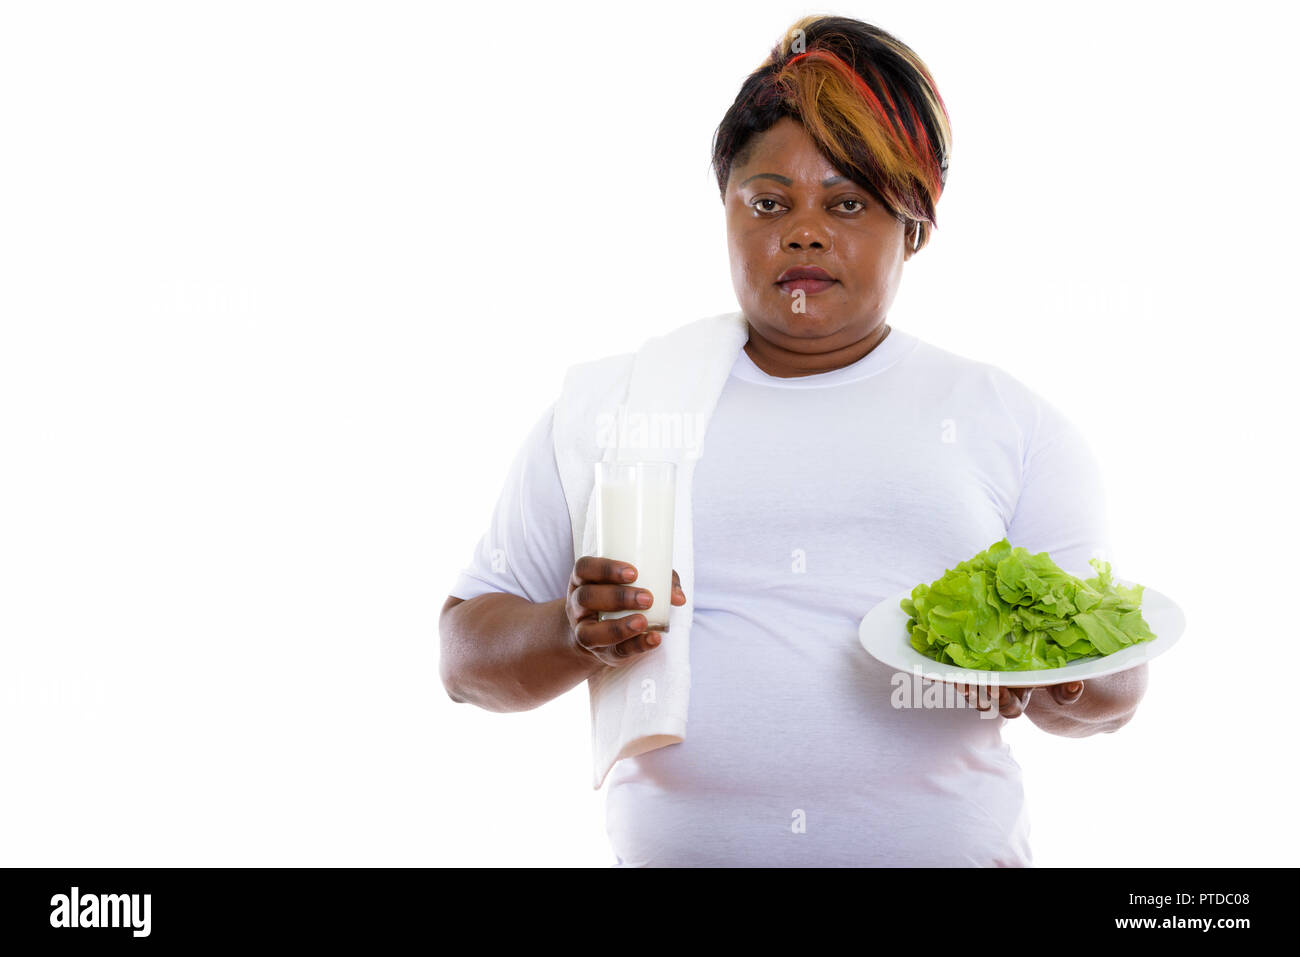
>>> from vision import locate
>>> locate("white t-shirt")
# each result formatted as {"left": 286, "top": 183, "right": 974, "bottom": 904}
{"left": 449, "top": 325, "right": 1111, "bottom": 867}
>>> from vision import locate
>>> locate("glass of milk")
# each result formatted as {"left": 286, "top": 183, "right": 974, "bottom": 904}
{"left": 594, "top": 461, "right": 677, "bottom": 631}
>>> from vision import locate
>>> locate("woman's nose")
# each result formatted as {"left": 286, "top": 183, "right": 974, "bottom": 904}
{"left": 782, "top": 212, "right": 829, "bottom": 250}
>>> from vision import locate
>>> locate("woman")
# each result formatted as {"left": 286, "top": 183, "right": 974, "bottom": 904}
{"left": 439, "top": 15, "right": 1148, "bottom": 866}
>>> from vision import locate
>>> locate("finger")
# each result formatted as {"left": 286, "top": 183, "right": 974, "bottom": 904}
{"left": 958, "top": 682, "right": 996, "bottom": 711}
{"left": 575, "top": 613, "right": 650, "bottom": 651}
{"left": 568, "top": 583, "right": 656, "bottom": 618}
{"left": 611, "top": 630, "right": 663, "bottom": 661}
{"left": 572, "top": 556, "right": 638, "bottom": 588}
{"left": 1051, "top": 680, "right": 1084, "bottom": 705}
{"left": 1000, "top": 686, "right": 1032, "bottom": 718}
{"left": 588, "top": 628, "right": 663, "bottom": 667}
{"left": 671, "top": 569, "right": 686, "bottom": 605}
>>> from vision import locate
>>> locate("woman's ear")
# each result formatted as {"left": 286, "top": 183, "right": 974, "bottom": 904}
{"left": 903, "top": 221, "right": 919, "bottom": 261}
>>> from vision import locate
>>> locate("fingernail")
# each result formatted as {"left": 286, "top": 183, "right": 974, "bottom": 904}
{"left": 1066, "top": 682, "right": 1081, "bottom": 693}
{"left": 637, "top": 592, "right": 652, "bottom": 607}
{"left": 647, "top": 634, "right": 660, "bottom": 646}
{"left": 622, "top": 567, "right": 636, "bottom": 581}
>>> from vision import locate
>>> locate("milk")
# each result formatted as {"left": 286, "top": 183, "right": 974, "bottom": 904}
{"left": 595, "top": 463, "right": 676, "bottom": 631}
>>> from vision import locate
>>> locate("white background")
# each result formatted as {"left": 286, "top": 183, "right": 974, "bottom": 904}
{"left": 2, "top": 0, "right": 1296, "bottom": 867}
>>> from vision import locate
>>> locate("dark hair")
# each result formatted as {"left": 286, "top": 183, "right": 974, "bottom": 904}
{"left": 711, "top": 15, "right": 952, "bottom": 252}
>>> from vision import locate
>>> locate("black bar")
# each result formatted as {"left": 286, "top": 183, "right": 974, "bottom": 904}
{"left": 0, "top": 866, "right": 1289, "bottom": 944}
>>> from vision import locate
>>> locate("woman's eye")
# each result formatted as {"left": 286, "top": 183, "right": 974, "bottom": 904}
{"left": 751, "top": 197, "right": 865, "bottom": 214}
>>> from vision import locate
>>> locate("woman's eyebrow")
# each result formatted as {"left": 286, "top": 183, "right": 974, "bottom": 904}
{"left": 739, "top": 173, "right": 848, "bottom": 188}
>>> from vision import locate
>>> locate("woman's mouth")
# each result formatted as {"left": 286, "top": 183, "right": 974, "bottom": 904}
{"left": 775, "top": 265, "right": 838, "bottom": 296}
{"left": 777, "top": 278, "right": 838, "bottom": 295}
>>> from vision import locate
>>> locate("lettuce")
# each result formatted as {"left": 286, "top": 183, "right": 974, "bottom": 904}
{"left": 899, "top": 538, "right": 1156, "bottom": 671}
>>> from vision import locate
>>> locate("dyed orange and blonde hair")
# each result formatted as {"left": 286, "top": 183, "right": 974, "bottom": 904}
{"left": 711, "top": 15, "right": 952, "bottom": 252}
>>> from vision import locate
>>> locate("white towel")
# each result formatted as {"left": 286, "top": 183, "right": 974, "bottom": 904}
{"left": 552, "top": 310, "right": 750, "bottom": 789}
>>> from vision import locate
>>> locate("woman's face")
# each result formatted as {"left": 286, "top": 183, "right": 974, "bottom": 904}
{"left": 725, "top": 116, "right": 914, "bottom": 353}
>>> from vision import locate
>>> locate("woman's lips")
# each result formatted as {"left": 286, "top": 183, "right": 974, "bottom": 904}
{"left": 777, "top": 278, "right": 838, "bottom": 295}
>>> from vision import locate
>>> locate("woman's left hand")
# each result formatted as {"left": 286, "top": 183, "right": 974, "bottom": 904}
{"left": 952, "top": 680, "right": 1084, "bottom": 719}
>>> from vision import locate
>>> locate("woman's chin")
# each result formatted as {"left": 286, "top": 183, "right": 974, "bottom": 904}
{"left": 757, "top": 306, "right": 844, "bottom": 338}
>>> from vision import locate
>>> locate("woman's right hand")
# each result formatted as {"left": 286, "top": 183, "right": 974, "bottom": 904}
{"left": 565, "top": 556, "right": 685, "bottom": 667}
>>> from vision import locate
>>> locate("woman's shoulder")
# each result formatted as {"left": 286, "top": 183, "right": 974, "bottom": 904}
{"left": 559, "top": 310, "right": 747, "bottom": 392}
{"left": 905, "top": 332, "right": 1063, "bottom": 430}
{"left": 906, "top": 332, "right": 1029, "bottom": 388}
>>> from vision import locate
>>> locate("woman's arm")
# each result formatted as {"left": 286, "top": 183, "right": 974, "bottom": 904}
{"left": 439, "top": 593, "right": 601, "bottom": 713}
{"left": 1022, "top": 663, "right": 1149, "bottom": 737}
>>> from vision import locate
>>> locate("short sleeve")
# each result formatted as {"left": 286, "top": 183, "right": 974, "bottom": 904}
{"left": 1005, "top": 393, "right": 1113, "bottom": 580}
{"left": 448, "top": 402, "right": 574, "bottom": 604}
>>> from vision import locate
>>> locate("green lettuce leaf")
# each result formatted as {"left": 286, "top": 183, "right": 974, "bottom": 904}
{"left": 900, "top": 539, "right": 1156, "bottom": 671}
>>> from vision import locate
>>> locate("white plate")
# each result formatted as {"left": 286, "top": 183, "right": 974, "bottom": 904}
{"left": 858, "top": 580, "right": 1184, "bottom": 688}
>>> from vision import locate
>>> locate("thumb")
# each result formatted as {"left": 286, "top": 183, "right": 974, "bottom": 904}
{"left": 1052, "top": 680, "right": 1084, "bottom": 705}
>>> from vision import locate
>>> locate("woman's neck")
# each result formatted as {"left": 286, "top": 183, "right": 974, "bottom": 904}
{"left": 743, "top": 322, "right": 891, "bottom": 378}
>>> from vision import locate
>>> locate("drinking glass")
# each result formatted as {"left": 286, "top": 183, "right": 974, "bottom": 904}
{"left": 594, "top": 461, "right": 677, "bottom": 631}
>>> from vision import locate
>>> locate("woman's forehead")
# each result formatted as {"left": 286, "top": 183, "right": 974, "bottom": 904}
{"left": 732, "top": 127, "right": 845, "bottom": 185}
